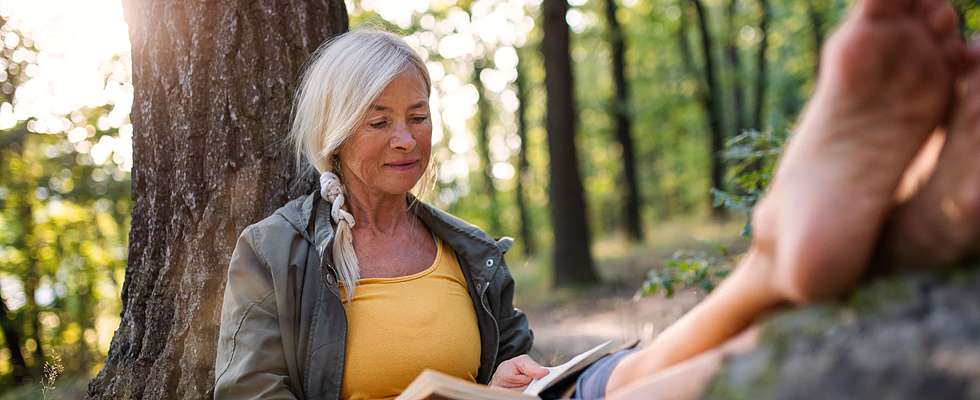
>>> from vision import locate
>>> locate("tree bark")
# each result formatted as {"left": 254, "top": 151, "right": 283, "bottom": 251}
{"left": 603, "top": 0, "right": 644, "bottom": 241}
{"left": 690, "top": 0, "right": 726, "bottom": 218}
{"left": 541, "top": 0, "right": 598, "bottom": 286}
{"left": 473, "top": 61, "right": 502, "bottom": 236}
{"left": 86, "top": 2, "right": 347, "bottom": 399}
{"left": 514, "top": 51, "right": 536, "bottom": 257}
{"left": 752, "top": 0, "right": 770, "bottom": 131}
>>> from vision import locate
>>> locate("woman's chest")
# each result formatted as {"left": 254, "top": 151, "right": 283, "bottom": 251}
{"left": 354, "top": 234, "right": 439, "bottom": 279}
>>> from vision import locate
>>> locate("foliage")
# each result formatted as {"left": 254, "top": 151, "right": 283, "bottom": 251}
{"left": 712, "top": 129, "right": 786, "bottom": 236}
{"left": 0, "top": 17, "right": 130, "bottom": 392}
{"left": 639, "top": 128, "right": 783, "bottom": 298}
{"left": 636, "top": 241, "right": 733, "bottom": 298}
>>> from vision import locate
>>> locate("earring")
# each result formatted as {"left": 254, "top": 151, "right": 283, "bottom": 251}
{"left": 331, "top": 155, "right": 342, "bottom": 178}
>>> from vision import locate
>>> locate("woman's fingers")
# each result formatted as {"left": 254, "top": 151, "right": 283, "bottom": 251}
{"left": 512, "top": 355, "right": 549, "bottom": 379}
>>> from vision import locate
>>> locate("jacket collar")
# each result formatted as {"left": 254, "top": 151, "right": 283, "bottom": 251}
{"left": 411, "top": 198, "right": 504, "bottom": 284}
{"left": 277, "top": 191, "right": 506, "bottom": 284}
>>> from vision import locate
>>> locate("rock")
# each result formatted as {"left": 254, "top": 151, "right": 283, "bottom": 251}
{"left": 705, "top": 266, "right": 980, "bottom": 399}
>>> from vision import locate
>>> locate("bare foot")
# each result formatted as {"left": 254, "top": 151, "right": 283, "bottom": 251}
{"left": 876, "top": 48, "right": 980, "bottom": 271}
{"left": 753, "top": 0, "right": 964, "bottom": 302}
{"left": 603, "top": 0, "right": 965, "bottom": 395}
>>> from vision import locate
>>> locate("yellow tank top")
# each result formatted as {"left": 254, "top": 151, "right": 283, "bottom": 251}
{"left": 339, "top": 238, "right": 481, "bottom": 400}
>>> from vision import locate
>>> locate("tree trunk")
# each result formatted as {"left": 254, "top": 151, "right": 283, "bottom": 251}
{"left": 514, "top": 51, "right": 536, "bottom": 257}
{"left": 86, "top": 2, "right": 347, "bottom": 399}
{"left": 473, "top": 61, "right": 502, "bottom": 236}
{"left": 690, "top": 0, "right": 726, "bottom": 218}
{"left": 752, "top": 0, "right": 770, "bottom": 131}
{"left": 678, "top": 0, "right": 696, "bottom": 72}
{"left": 603, "top": 0, "right": 644, "bottom": 242}
{"left": 805, "top": 0, "right": 825, "bottom": 75}
{"left": 541, "top": 0, "right": 598, "bottom": 286}
{"left": 0, "top": 286, "right": 29, "bottom": 384}
{"left": 726, "top": 0, "right": 745, "bottom": 137}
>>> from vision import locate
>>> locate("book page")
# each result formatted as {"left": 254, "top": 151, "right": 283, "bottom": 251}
{"left": 523, "top": 340, "right": 613, "bottom": 396}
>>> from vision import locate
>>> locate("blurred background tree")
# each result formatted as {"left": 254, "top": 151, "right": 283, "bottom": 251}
{"left": 0, "top": 0, "right": 979, "bottom": 396}
{"left": 0, "top": 8, "right": 131, "bottom": 395}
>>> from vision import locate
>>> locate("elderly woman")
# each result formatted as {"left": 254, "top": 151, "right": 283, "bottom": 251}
{"left": 213, "top": 30, "right": 546, "bottom": 399}
{"left": 215, "top": 0, "right": 974, "bottom": 397}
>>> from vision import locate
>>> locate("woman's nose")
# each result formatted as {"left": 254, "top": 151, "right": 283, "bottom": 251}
{"left": 390, "top": 122, "right": 416, "bottom": 152}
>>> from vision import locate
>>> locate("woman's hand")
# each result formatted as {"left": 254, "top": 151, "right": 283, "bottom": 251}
{"left": 489, "top": 354, "right": 549, "bottom": 390}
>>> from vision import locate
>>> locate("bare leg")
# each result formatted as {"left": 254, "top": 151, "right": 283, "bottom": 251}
{"left": 607, "top": 328, "right": 760, "bottom": 400}
{"left": 605, "top": 249, "right": 781, "bottom": 394}
{"left": 605, "top": 0, "right": 963, "bottom": 394}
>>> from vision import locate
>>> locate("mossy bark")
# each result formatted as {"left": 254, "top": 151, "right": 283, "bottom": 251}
{"left": 706, "top": 266, "right": 980, "bottom": 399}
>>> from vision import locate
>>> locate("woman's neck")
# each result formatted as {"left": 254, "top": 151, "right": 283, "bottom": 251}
{"left": 343, "top": 183, "right": 412, "bottom": 235}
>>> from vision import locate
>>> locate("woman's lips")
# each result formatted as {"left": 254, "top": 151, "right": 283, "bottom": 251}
{"left": 384, "top": 160, "right": 419, "bottom": 171}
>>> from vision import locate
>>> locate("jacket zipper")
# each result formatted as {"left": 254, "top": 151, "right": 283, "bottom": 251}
{"left": 478, "top": 280, "right": 500, "bottom": 370}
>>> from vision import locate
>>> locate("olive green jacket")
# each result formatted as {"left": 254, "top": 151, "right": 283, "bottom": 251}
{"left": 213, "top": 192, "right": 533, "bottom": 399}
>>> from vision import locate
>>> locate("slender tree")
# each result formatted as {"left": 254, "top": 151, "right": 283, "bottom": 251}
{"left": 805, "top": 0, "right": 825, "bottom": 74}
{"left": 86, "top": 2, "right": 347, "bottom": 398}
{"left": 687, "top": 0, "right": 726, "bottom": 217}
{"left": 541, "top": 0, "right": 598, "bottom": 285}
{"left": 0, "top": 287, "right": 28, "bottom": 384}
{"left": 678, "top": 0, "right": 696, "bottom": 72}
{"left": 752, "top": 0, "right": 770, "bottom": 131}
{"left": 0, "top": 21, "right": 44, "bottom": 384}
{"left": 603, "top": 0, "right": 644, "bottom": 241}
{"left": 17, "top": 183, "right": 45, "bottom": 373}
{"left": 726, "top": 0, "right": 745, "bottom": 137}
{"left": 473, "top": 60, "right": 502, "bottom": 236}
{"left": 513, "top": 50, "right": 536, "bottom": 257}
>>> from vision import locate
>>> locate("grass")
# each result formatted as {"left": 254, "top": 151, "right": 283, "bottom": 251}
{"left": 0, "top": 375, "right": 89, "bottom": 400}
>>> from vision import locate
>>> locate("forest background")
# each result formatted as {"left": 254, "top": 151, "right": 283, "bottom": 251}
{"left": 1, "top": 0, "right": 979, "bottom": 396}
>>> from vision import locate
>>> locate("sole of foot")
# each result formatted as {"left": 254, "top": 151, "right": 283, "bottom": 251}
{"left": 751, "top": 0, "right": 963, "bottom": 303}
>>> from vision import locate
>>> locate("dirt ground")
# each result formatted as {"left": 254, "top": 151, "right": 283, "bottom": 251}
{"left": 517, "top": 220, "right": 748, "bottom": 364}
{"left": 523, "top": 284, "right": 706, "bottom": 364}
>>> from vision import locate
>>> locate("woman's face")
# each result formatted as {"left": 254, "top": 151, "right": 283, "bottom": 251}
{"left": 338, "top": 69, "right": 431, "bottom": 197}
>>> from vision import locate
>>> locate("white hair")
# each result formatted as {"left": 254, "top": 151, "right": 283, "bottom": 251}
{"left": 288, "top": 29, "right": 431, "bottom": 301}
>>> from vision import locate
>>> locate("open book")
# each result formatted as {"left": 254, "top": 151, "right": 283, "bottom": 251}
{"left": 396, "top": 340, "right": 617, "bottom": 400}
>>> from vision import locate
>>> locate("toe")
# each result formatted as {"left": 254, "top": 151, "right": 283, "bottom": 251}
{"left": 965, "top": 40, "right": 980, "bottom": 65}
{"left": 953, "top": 63, "right": 980, "bottom": 127}
{"left": 861, "top": 0, "right": 913, "bottom": 19}
{"left": 927, "top": 1, "right": 960, "bottom": 39}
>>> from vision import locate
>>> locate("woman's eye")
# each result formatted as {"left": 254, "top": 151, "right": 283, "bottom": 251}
{"left": 411, "top": 116, "right": 429, "bottom": 124}
{"left": 369, "top": 120, "right": 388, "bottom": 129}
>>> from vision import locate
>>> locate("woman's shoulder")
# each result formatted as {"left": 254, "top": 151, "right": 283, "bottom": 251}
{"left": 243, "top": 193, "right": 310, "bottom": 233}
{"left": 238, "top": 194, "right": 316, "bottom": 266}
